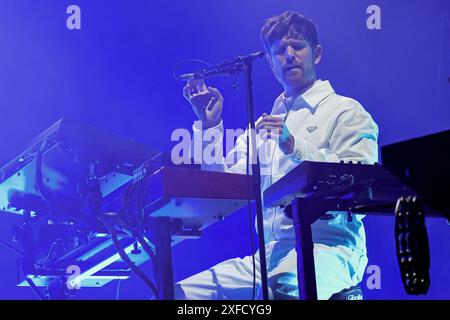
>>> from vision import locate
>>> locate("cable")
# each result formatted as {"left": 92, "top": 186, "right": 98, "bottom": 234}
{"left": 98, "top": 216, "right": 159, "bottom": 298}
{"left": 136, "top": 235, "right": 156, "bottom": 263}
{"left": 121, "top": 175, "right": 162, "bottom": 297}
{"left": 41, "top": 241, "right": 59, "bottom": 266}
{"left": 115, "top": 279, "right": 122, "bottom": 300}
{"left": 117, "top": 177, "right": 160, "bottom": 294}
{"left": 0, "top": 240, "right": 26, "bottom": 258}
{"left": 103, "top": 217, "right": 158, "bottom": 298}
{"left": 135, "top": 234, "right": 162, "bottom": 291}
{"left": 19, "top": 259, "right": 47, "bottom": 300}
{"left": 24, "top": 276, "right": 47, "bottom": 300}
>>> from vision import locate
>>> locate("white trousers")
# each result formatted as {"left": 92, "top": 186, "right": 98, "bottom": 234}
{"left": 175, "top": 240, "right": 367, "bottom": 300}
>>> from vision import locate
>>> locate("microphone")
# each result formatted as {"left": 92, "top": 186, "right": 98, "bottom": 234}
{"left": 238, "top": 51, "right": 265, "bottom": 62}
{"left": 177, "top": 51, "right": 265, "bottom": 81}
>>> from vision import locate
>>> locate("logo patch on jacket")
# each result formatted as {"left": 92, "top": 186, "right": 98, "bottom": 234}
{"left": 306, "top": 126, "right": 318, "bottom": 133}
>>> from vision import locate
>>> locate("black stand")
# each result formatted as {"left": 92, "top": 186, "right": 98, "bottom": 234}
{"left": 290, "top": 197, "right": 393, "bottom": 300}
{"left": 291, "top": 199, "right": 318, "bottom": 300}
{"left": 242, "top": 58, "right": 269, "bottom": 300}
{"left": 290, "top": 198, "right": 357, "bottom": 300}
{"left": 290, "top": 197, "right": 375, "bottom": 300}
{"left": 148, "top": 217, "right": 175, "bottom": 300}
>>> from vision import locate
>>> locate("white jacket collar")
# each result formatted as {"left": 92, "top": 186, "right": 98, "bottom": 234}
{"left": 272, "top": 79, "right": 335, "bottom": 115}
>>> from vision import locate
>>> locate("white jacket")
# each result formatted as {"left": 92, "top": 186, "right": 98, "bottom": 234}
{"left": 192, "top": 79, "right": 379, "bottom": 254}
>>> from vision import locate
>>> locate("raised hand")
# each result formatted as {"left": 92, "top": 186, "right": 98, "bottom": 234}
{"left": 183, "top": 78, "right": 223, "bottom": 129}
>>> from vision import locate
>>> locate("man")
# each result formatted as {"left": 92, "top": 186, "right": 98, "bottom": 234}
{"left": 177, "top": 11, "right": 378, "bottom": 300}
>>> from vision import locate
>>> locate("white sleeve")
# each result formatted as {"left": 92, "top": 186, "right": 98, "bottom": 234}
{"left": 191, "top": 120, "right": 252, "bottom": 174}
{"left": 289, "top": 104, "right": 379, "bottom": 164}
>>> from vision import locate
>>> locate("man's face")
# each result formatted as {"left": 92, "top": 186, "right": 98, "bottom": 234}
{"left": 267, "top": 35, "right": 321, "bottom": 95}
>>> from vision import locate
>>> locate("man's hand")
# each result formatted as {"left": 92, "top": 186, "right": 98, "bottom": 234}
{"left": 255, "top": 113, "right": 295, "bottom": 155}
{"left": 183, "top": 79, "right": 223, "bottom": 129}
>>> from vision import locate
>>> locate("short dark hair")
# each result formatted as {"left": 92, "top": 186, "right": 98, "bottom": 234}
{"left": 260, "top": 11, "right": 319, "bottom": 53}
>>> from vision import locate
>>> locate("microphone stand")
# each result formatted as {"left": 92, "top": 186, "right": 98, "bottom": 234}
{"left": 240, "top": 56, "right": 269, "bottom": 300}
{"left": 183, "top": 52, "right": 269, "bottom": 300}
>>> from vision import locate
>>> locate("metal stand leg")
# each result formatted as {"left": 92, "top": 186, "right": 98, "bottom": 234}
{"left": 150, "top": 217, "right": 174, "bottom": 300}
{"left": 291, "top": 199, "right": 317, "bottom": 300}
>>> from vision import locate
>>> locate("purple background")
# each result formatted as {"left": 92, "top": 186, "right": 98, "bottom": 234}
{"left": 0, "top": 0, "right": 449, "bottom": 299}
